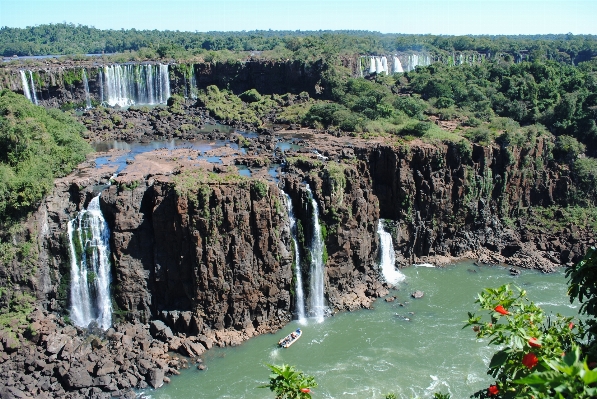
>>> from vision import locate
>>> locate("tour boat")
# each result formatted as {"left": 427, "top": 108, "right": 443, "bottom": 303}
{"left": 278, "top": 328, "right": 302, "bottom": 348}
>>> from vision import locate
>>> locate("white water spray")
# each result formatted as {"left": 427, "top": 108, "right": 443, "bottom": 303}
{"left": 68, "top": 195, "right": 112, "bottom": 330}
{"left": 19, "top": 71, "right": 32, "bottom": 102}
{"left": 28, "top": 71, "right": 38, "bottom": 105}
{"left": 101, "top": 63, "right": 171, "bottom": 107}
{"left": 393, "top": 56, "right": 404, "bottom": 73}
{"left": 377, "top": 220, "right": 405, "bottom": 285}
{"left": 305, "top": 184, "right": 326, "bottom": 322}
{"left": 284, "top": 192, "right": 306, "bottom": 323}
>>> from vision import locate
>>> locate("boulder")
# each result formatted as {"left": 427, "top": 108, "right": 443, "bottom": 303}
{"left": 147, "top": 368, "right": 164, "bottom": 389}
{"left": 149, "top": 320, "right": 174, "bottom": 342}
{"left": 411, "top": 290, "right": 424, "bottom": 299}
{"left": 62, "top": 366, "right": 93, "bottom": 389}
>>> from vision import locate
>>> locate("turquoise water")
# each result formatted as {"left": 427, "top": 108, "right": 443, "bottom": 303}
{"left": 139, "top": 262, "right": 576, "bottom": 399}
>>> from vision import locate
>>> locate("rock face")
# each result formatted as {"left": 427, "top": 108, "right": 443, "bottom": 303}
{"left": 100, "top": 178, "right": 295, "bottom": 336}
{"left": 364, "top": 139, "right": 588, "bottom": 269}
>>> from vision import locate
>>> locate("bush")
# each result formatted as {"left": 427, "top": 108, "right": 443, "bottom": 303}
{"left": 553, "top": 135, "right": 586, "bottom": 163}
{"left": 239, "top": 89, "right": 262, "bottom": 103}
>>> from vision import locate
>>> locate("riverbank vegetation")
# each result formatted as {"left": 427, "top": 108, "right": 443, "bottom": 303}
{"left": 0, "top": 90, "right": 92, "bottom": 226}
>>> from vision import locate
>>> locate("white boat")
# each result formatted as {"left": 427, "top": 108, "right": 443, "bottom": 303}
{"left": 278, "top": 328, "right": 302, "bottom": 348}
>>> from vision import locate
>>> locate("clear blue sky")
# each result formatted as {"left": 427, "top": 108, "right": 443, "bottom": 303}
{"left": 1, "top": 0, "right": 596, "bottom": 35}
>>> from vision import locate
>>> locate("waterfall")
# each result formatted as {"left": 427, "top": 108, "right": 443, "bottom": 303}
{"left": 375, "top": 57, "right": 384, "bottom": 74}
{"left": 377, "top": 220, "right": 405, "bottom": 285}
{"left": 305, "top": 184, "right": 325, "bottom": 322}
{"left": 82, "top": 69, "right": 92, "bottom": 109}
{"left": 100, "top": 63, "right": 171, "bottom": 107}
{"left": 381, "top": 56, "right": 388, "bottom": 75}
{"left": 28, "top": 71, "right": 38, "bottom": 105}
{"left": 369, "top": 56, "right": 376, "bottom": 74}
{"left": 284, "top": 192, "right": 306, "bottom": 323}
{"left": 68, "top": 194, "right": 112, "bottom": 330}
{"left": 393, "top": 56, "right": 404, "bottom": 73}
{"left": 19, "top": 71, "right": 32, "bottom": 102}
{"left": 188, "top": 65, "right": 197, "bottom": 99}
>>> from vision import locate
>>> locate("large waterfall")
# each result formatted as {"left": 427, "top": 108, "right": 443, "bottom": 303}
{"left": 305, "top": 184, "right": 326, "bottom": 322}
{"left": 68, "top": 195, "right": 112, "bottom": 330}
{"left": 377, "top": 220, "right": 405, "bottom": 285}
{"left": 100, "top": 63, "right": 171, "bottom": 107}
{"left": 284, "top": 192, "right": 306, "bottom": 323}
{"left": 82, "top": 69, "right": 92, "bottom": 109}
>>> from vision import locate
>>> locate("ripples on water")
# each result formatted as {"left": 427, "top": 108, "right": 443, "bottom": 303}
{"left": 139, "top": 262, "right": 576, "bottom": 399}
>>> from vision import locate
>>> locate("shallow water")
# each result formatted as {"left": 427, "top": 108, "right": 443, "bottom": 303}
{"left": 139, "top": 262, "right": 576, "bottom": 399}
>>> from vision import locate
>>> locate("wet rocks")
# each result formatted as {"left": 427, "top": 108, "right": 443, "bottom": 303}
{"left": 411, "top": 291, "right": 425, "bottom": 299}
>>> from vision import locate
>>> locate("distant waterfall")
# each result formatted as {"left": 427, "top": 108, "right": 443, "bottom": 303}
{"left": 100, "top": 63, "right": 171, "bottom": 107}
{"left": 369, "top": 56, "right": 376, "bottom": 74}
{"left": 68, "top": 195, "right": 112, "bottom": 330}
{"left": 284, "top": 192, "right": 306, "bottom": 323}
{"left": 82, "top": 69, "right": 92, "bottom": 109}
{"left": 393, "top": 56, "right": 404, "bottom": 73}
{"left": 381, "top": 56, "right": 389, "bottom": 75}
{"left": 19, "top": 71, "right": 32, "bottom": 102}
{"left": 377, "top": 221, "right": 405, "bottom": 285}
{"left": 305, "top": 184, "right": 325, "bottom": 322}
{"left": 375, "top": 57, "right": 384, "bottom": 74}
{"left": 188, "top": 66, "right": 197, "bottom": 99}
{"left": 28, "top": 71, "right": 39, "bottom": 105}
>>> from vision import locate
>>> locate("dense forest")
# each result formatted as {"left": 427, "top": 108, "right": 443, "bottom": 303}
{"left": 2, "top": 23, "right": 597, "bottom": 64}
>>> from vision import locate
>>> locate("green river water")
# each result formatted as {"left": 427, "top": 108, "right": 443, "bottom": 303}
{"left": 139, "top": 261, "right": 576, "bottom": 399}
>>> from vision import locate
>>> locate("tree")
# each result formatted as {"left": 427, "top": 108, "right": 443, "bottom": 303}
{"left": 260, "top": 364, "right": 317, "bottom": 399}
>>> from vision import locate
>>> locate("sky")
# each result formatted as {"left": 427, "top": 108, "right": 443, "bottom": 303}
{"left": 1, "top": 0, "right": 596, "bottom": 35}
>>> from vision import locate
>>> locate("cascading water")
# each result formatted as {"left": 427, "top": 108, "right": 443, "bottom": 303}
{"left": 393, "top": 56, "right": 404, "bottom": 73}
{"left": 82, "top": 69, "right": 92, "bottom": 109}
{"left": 305, "top": 184, "right": 325, "bottom": 322}
{"left": 101, "top": 63, "right": 171, "bottom": 107}
{"left": 19, "top": 70, "right": 32, "bottom": 102}
{"left": 284, "top": 192, "right": 306, "bottom": 323}
{"left": 377, "top": 220, "right": 405, "bottom": 285}
{"left": 375, "top": 57, "right": 384, "bottom": 74}
{"left": 369, "top": 56, "right": 376, "bottom": 74}
{"left": 381, "top": 56, "right": 389, "bottom": 75}
{"left": 188, "top": 66, "right": 197, "bottom": 99}
{"left": 28, "top": 71, "right": 38, "bottom": 105}
{"left": 68, "top": 194, "right": 112, "bottom": 330}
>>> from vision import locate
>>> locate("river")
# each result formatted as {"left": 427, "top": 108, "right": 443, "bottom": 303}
{"left": 138, "top": 261, "right": 576, "bottom": 399}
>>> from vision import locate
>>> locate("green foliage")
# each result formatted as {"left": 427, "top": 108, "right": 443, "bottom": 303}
{"left": 252, "top": 180, "right": 269, "bottom": 200}
{"left": 571, "top": 157, "right": 597, "bottom": 203}
{"left": 0, "top": 291, "right": 35, "bottom": 343}
{"left": 259, "top": 364, "right": 317, "bottom": 399}
{"left": 466, "top": 284, "right": 577, "bottom": 398}
{"left": 0, "top": 90, "right": 92, "bottom": 225}
{"left": 553, "top": 135, "right": 586, "bottom": 164}
{"left": 567, "top": 248, "right": 597, "bottom": 356}
{"left": 239, "top": 88, "right": 263, "bottom": 103}
{"left": 197, "top": 85, "right": 276, "bottom": 125}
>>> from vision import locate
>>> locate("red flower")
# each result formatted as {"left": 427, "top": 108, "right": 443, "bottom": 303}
{"left": 569, "top": 322, "right": 575, "bottom": 330}
{"left": 522, "top": 353, "right": 539, "bottom": 369}
{"left": 488, "top": 385, "right": 499, "bottom": 396}
{"left": 494, "top": 305, "right": 509, "bottom": 315}
{"left": 300, "top": 388, "right": 311, "bottom": 393}
{"left": 528, "top": 338, "right": 541, "bottom": 348}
